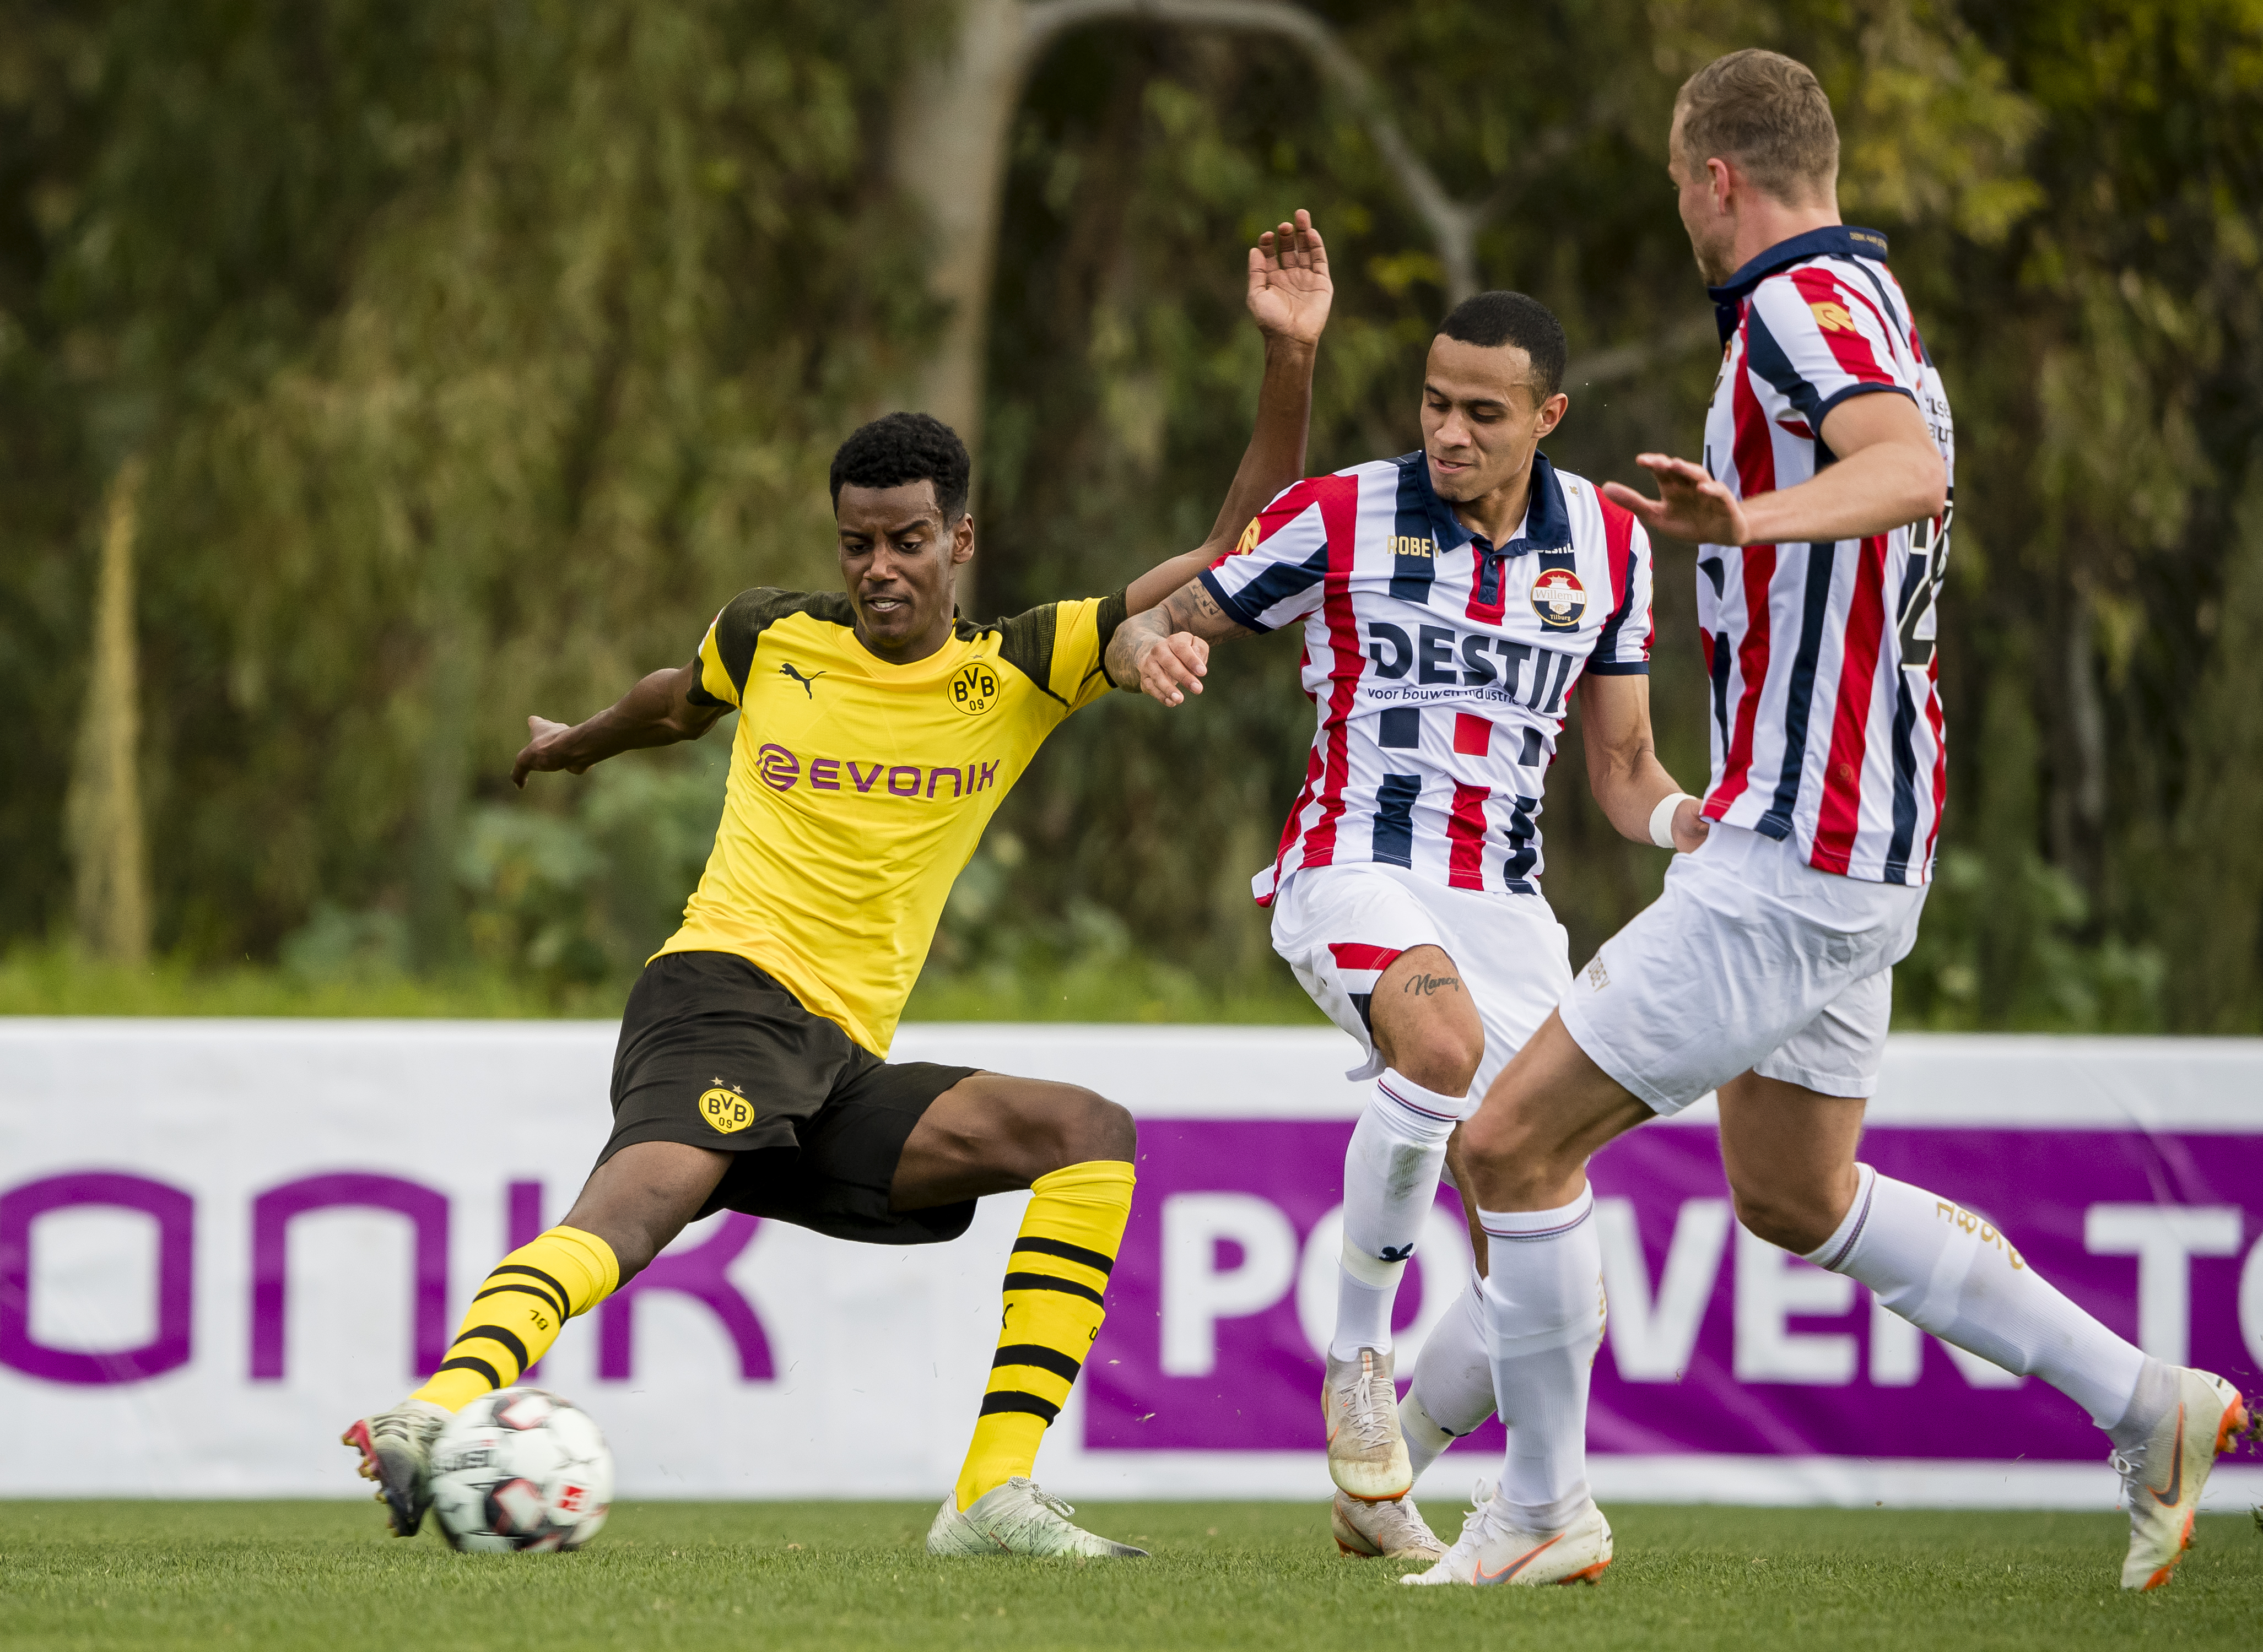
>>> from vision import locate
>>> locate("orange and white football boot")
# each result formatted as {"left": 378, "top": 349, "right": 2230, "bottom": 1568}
{"left": 2115, "top": 1366, "right": 2257, "bottom": 1590}
{"left": 1400, "top": 1480, "right": 1611, "bottom": 1587}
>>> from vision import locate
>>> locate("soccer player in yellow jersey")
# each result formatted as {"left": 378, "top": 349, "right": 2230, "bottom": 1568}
{"left": 343, "top": 213, "right": 1335, "bottom": 1558}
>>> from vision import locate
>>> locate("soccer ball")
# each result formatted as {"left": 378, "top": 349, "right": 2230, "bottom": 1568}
{"left": 427, "top": 1386, "right": 613, "bottom": 1553}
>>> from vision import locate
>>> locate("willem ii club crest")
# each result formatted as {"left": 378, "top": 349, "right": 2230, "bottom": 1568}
{"left": 1531, "top": 567, "right": 1588, "bottom": 629}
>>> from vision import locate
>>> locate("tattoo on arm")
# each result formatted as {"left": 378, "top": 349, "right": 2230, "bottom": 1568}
{"left": 1106, "top": 578, "right": 1249, "bottom": 687}
{"left": 1401, "top": 972, "right": 1463, "bottom": 998}
{"left": 1157, "top": 580, "right": 1241, "bottom": 639}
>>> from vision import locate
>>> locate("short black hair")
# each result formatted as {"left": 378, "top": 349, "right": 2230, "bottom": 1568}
{"left": 829, "top": 412, "right": 972, "bottom": 522}
{"left": 1436, "top": 291, "right": 1568, "bottom": 402}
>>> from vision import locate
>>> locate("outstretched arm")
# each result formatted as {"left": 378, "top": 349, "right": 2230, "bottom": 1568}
{"left": 1124, "top": 209, "right": 1333, "bottom": 613}
{"left": 1106, "top": 577, "right": 1250, "bottom": 708}
{"left": 511, "top": 657, "right": 727, "bottom": 788}
{"left": 1601, "top": 392, "right": 1945, "bottom": 547}
{"left": 1577, "top": 674, "right": 1708, "bottom": 852}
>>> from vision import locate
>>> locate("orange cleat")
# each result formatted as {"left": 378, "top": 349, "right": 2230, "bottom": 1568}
{"left": 2115, "top": 1368, "right": 2258, "bottom": 1590}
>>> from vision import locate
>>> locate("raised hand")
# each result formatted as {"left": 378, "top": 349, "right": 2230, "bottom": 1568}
{"left": 1246, "top": 208, "right": 1332, "bottom": 347}
{"left": 1602, "top": 454, "right": 1753, "bottom": 546}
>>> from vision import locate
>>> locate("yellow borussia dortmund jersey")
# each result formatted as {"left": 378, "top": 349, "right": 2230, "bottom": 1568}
{"left": 655, "top": 588, "right": 1126, "bottom": 1054}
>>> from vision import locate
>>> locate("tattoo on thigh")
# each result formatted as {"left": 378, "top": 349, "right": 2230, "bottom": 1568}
{"left": 1402, "top": 972, "right": 1462, "bottom": 997}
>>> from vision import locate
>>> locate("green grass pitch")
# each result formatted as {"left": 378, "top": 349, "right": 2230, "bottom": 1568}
{"left": 2, "top": 1501, "right": 2256, "bottom": 1651}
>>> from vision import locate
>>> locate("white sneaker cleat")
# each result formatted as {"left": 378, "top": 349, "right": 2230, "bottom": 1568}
{"left": 1401, "top": 1481, "right": 1612, "bottom": 1587}
{"left": 341, "top": 1398, "right": 451, "bottom": 1536}
{"left": 1332, "top": 1488, "right": 1448, "bottom": 1561}
{"left": 926, "top": 1478, "right": 1149, "bottom": 1559}
{"left": 1324, "top": 1348, "right": 1412, "bottom": 1502}
{"left": 2114, "top": 1367, "right": 2257, "bottom": 1590}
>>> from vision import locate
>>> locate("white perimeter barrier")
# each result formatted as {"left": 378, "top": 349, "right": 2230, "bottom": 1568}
{"left": 2, "top": 1020, "right": 2260, "bottom": 1508}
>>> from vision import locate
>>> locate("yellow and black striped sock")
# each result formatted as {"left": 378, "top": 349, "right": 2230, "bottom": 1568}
{"left": 954, "top": 1161, "right": 1135, "bottom": 1510}
{"left": 412, "top": 1226, "right": 620, "bottom": 1413}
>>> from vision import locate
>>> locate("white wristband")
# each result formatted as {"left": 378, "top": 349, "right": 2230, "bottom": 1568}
{"left": 1649, "top": 792, "right": 1696, "bottom": 849}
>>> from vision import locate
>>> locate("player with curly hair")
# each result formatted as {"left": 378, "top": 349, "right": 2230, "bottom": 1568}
{"left": 343, "top": 212, "right": 1335, "bottom": 1559}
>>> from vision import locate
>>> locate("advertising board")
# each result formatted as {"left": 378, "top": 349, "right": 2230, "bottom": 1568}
{"left": 4, "top": 1021, "right": 2259, "bottom": 1508}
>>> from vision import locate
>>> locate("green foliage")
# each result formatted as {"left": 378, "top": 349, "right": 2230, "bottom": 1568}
{"left": 0, "top": 941, "right": 592, "bottom": 1018}
{"left": 2, "top": 0, "right": 939, "bottom": 970}
{"left": 455, "top": 739, "right": 732, "bottom": 991}
{"left": 4, "top": 0, "right": 2262, "bottom": 1028}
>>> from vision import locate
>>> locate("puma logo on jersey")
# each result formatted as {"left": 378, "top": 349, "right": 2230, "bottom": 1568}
{"left": 778, "top": 663, "right": 826, "bottom": 697}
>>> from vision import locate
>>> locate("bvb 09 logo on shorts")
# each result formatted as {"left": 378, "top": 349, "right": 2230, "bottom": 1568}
{"left": 699, "top": 1086, "right": 755, "bottom": 1134}
{"left": 949, "top": 662, "right": 1000, "bottom": 716}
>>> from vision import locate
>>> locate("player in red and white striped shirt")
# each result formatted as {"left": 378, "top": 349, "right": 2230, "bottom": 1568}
{"left": 1433, "top": 50, "right": 2251, "bottom": 1594}
{"left": 1111, "top": 291, "right": 1705, "bottom": 1560}
{"left": 1691, "top": 214, "right": 1952, "bottom": 881}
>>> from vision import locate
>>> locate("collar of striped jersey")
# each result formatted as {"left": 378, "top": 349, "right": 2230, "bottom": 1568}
{"left": 1400, "top": 447, "right": 1572, "bottom": 559}
{"left": 1706, "top": 225, "right": 1892, "bottom": 342}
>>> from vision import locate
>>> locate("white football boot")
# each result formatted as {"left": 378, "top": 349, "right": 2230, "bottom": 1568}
{"left": 2114, "top": 1367, "right": 2256, "bottom": 1590}
{"left": 926, "top": 1478, "right": 1149, "bottom": 1558}
{"left": 1401, "top": 1481, "right": 1612, "bottom": 1587}
{"left": 341, "top": 1397, "right": 451, "bottom": 1536}
{"left": 1324, "top": 1348, "right": 1413, "bottom": 1502}
{"left": 1332, "top": 1488, "right": 1448, "bottom": 1561}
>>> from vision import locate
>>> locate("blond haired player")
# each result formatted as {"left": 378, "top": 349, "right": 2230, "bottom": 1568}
{"left": 1414, "top": 50, "right": 2254, "bottom": 1591}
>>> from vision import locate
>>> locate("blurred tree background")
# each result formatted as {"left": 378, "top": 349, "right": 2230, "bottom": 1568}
{"left": 2, "top": 0, "right": 2260, "bottom": 1030}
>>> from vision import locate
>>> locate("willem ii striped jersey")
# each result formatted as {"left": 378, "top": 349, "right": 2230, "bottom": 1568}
{"left": 1699, "top": 225, "right": 1955, "bottom": 885}
{"left": 1201, "top": 449, "right": 1652, "bottom": 904}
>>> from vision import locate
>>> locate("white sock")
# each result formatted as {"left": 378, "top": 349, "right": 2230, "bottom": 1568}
{"left": 1808, "top": 1164, "right": 2146, "bottom": 1430}
{"left": 1403, "top": 1270, "right": 1495, "bottom": 1479}
{"left": 1480, "top": 1187, "right": 1603, "bottom": 1532}
{"left": 1330, "top": 1068, "right": 1466, "bottom": 1360}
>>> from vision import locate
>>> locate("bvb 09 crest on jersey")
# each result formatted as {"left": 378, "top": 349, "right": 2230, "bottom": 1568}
{"left": 1531, "top": 567, "right": 1588, "bottom": 629}
{"left": 950, "top": 662, "right": 1000, "bottom": 716}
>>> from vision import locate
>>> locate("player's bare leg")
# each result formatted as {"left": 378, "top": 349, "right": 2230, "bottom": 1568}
{"left": 344, "top": 1141, "right": 722, "bottom": 1534}
{"left": 910, "top": 1075, "right": 1149, "bottom": 1559}
{"left": 1321, "top": 945, "right": 1484, "bottom": 1505}
{"left": 1714, "top": 1071, "right": 2257, "bottom": 1590}
{"left": 889, "top": 1072, "right": 1134, "bottom": 1207}
{"left": 1432, "top": 1023, "right": 2258, "bottom": 1590}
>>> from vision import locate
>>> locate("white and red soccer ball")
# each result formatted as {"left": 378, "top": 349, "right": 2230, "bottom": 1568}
{"left": 428, "top": 1387, "right": 613, "bottom": 1553}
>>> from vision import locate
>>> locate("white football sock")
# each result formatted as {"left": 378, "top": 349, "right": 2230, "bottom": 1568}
{"left": 1330, "top": 1068, "right": 1466, "bottom": 1360}
{"left": 1403, "top": 1269, "right": 1495, "bottom": 1478}
{"left": 1807, "top": 1164, "right": 2146, "bottom": 1431}
{"left": 1480, "top": 1187, "right": 1603, "bottom": 1532}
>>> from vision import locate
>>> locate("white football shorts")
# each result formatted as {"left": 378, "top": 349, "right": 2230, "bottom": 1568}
{"left": 1558, "top": 821, "right": 1928, "bottom": 1113}
{"left": 1270, "top": 860, "right": 1573, "bottom": 1102}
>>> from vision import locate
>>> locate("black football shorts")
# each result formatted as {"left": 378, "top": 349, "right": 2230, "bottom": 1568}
{"left": 599, "top": 950, "right": 980, "bottom": 1245}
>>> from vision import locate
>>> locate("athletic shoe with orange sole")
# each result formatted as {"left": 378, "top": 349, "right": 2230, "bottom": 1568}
{"left": 2115, "top": 1366, "right": 2258, "bottom": 1590}
{"left": 1331, "top": 1488, "right": 1448, "bottom": 1561}
{"left": 1400, "top": 1481, "right": 1611, "bottom": 1587}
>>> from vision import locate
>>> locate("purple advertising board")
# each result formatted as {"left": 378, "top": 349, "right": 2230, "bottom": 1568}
{"left": 1085, "top": 1118, "right": 2263, "bottom": 1474}
{"left": 3, "top": 1022, "right": 2260, "bottom": 1504}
